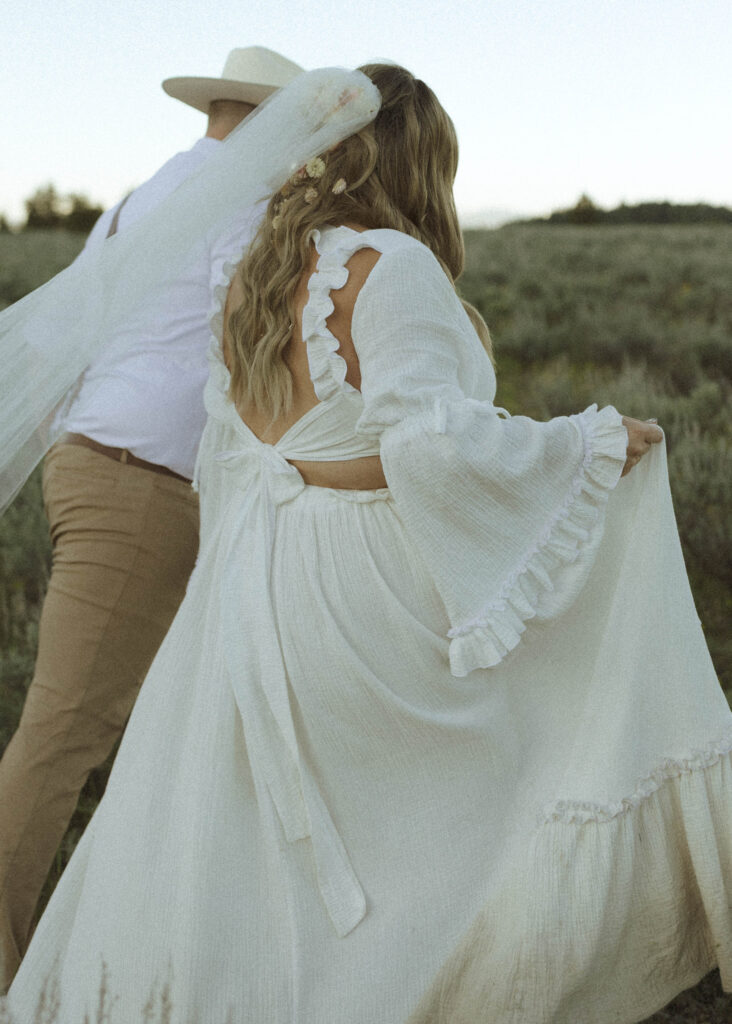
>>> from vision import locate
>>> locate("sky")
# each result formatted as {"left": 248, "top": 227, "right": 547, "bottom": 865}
{"left": 2, "top": 0, "right": 730, "bottom": 226}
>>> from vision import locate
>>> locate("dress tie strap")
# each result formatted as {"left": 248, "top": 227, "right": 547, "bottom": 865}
{"left": 215, "top": 443, "right": 367, "bottom": 937}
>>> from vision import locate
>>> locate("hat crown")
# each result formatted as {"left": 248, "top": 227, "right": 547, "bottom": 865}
{"left": 161, "top": 46, "right": 304, "bottom": 113}
{"left": 219, "top": 47, "right": 303, "bottom": 88}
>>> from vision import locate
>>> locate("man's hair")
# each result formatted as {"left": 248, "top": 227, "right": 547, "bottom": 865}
{"left": 207, "top": 98, "right": 256, "bottom": 129}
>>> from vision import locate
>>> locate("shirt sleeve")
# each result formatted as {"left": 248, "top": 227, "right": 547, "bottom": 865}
{"left": 351, "top": 243, "right": 629, "bottom": 676}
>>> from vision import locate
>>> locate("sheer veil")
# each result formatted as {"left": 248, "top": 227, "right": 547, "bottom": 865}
{"left": 0, "top": 68, "right": 380, "bottom": 514}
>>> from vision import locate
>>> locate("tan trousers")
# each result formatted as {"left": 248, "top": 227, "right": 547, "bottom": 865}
{"left": 0, "top": 443, "right": 199, "bottom": 991}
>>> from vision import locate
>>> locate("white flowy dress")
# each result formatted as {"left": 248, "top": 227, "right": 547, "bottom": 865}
{"left": 7, "top": 225, "right": 732, "bottom": 1024}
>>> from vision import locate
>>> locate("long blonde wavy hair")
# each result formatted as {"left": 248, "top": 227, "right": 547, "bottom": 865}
{"left": 227, "top": 63, "right": 492, "bottom": 416}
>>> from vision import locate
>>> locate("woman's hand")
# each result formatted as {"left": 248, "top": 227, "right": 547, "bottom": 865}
{"left": 620, "top": 416, "right": 664, "bottom": 476}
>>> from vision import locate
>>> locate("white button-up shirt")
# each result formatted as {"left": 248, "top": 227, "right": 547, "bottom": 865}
{"left": 64, "top": 137, "right": 257, "bottom": 480}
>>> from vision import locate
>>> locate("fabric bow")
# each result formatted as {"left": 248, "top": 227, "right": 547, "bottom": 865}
{"left": 214, "top": 439, "right": 367, "bottom": 938}
{"left": 215, "top": 444, "right": 306, "bottom": 505}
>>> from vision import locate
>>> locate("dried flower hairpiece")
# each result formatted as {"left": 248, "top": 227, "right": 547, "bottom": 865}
{"left": 305, "top": 157, "right": 326, "bottom": 179}
{"left": 273, "top": 157, "right": 349, "bottom": 229}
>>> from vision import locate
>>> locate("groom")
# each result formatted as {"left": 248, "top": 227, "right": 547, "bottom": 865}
{"left": 0, "top": 45, "right": 303, "bottom": 992}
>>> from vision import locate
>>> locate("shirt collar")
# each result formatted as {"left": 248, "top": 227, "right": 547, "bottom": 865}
{"left": 192, "top": 137, "right": 222, "bottom": 153}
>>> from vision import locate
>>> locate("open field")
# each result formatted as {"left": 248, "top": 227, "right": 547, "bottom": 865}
{"left": 1, "top": 224, "right": 731, "bottom": 1021}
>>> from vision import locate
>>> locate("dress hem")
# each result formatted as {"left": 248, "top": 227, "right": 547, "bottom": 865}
{"left": 408, "top": 743, "right": 732, "bottom": 1023}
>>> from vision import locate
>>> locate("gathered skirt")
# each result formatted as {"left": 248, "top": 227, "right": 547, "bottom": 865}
{"left": 7, "top": 449, "right": 732, "bottom": 1024}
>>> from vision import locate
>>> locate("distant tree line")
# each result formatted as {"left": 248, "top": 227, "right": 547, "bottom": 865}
{"left": 532, "top": 193, "right": 732, "bottom": 226}
{"left": 0, "top": 184, "right": 104, "bottom": 234}
{"left": 3, "top": 187, "right": 730, "bottom": 233}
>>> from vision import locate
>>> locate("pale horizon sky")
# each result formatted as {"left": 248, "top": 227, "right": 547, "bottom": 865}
{"left": 2, "top": 0, "right": 730, "bottom": 226}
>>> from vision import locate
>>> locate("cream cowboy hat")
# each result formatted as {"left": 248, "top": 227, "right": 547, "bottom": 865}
{"left": 162, "top": 46, "right": 305, "bottom": 113}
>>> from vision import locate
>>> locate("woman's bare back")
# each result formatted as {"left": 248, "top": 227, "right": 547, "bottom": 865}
{"left": 223, "top": 227, "right": 387, "bottom": 489}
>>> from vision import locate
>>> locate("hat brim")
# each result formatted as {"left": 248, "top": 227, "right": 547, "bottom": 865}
{"left": 162, "top": 76, "right": 280, "bottom": 113}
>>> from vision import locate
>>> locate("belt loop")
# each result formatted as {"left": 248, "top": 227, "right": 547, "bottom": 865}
{"left": 120, "top": 449, "right": 129, "bottom": 464}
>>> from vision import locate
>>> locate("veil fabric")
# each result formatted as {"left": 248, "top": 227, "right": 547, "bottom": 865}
{"left": 0, "top": 68, "right": 380, "bottom": 514}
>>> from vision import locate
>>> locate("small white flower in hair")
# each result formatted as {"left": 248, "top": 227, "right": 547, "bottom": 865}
{"left": 304, "top": 187, "right": 319, "bottom": 204}
{"left": 331, "top": 178, "right": 348, "bottom": 195}
{"left": 305, "top": 157, "right": 326, "bottom": 179}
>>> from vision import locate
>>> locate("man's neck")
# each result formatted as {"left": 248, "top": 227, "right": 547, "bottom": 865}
{"left": 206, "top": 100, "right": 256, "bottom": 140}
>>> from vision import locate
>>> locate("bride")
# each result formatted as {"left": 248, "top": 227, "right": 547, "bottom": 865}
{"left": 5, "top": 63, "right": 732, "bottom": 1024}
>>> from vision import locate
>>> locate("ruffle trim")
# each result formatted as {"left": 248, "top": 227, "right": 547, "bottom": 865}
{"left": 207, "top": 252, "right": 240, "bottom": 382}
{"left": 302, "top": 227, "right": 367, "bottom": 402}
{"left": 408, "top": 740, "right": 732, "bottom": 1023}
{"left": 543, "top": 725, "right": 732, "bottom": 825}
{"left": 207, "top": 226, "right": 371, "bottom": 407}
{"left": 192, "top": 254, "right": 242, "bottom": 492}
{"left": 447, "top": 404, "right": 628, "bottom": 676}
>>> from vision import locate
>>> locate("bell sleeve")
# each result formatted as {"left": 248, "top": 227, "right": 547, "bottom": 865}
{"left": 351, "top": 243, "right": 629, "bottom": 676}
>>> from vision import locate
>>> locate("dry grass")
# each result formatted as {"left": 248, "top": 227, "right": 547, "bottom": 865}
{"left": 2, "top": 971, "right": 731, "bottom": 1022}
